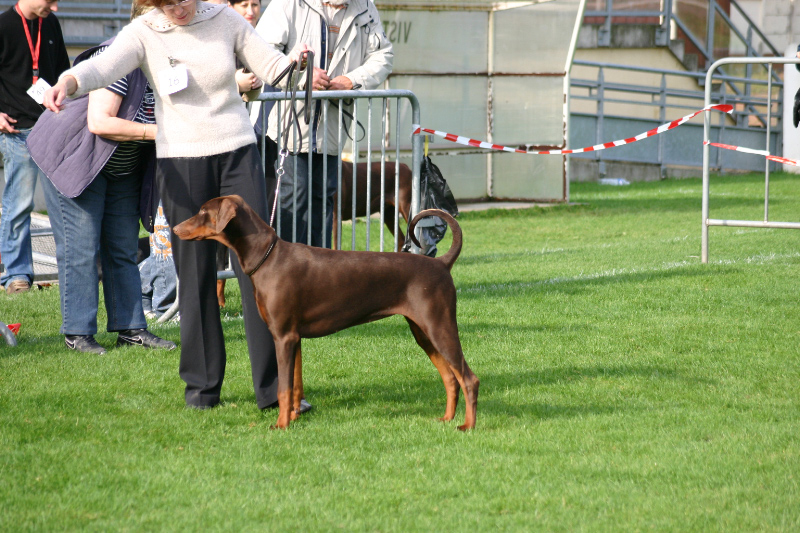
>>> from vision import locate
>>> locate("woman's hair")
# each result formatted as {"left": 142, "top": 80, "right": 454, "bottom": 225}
{"left": 131, "top": 1, "right": 155, "bottom": 20}
{"left": 135, "top": 0, "right": 186, "bottom": 9}
{"left": 228, "top": 0, "right": 250, "bottom": 5}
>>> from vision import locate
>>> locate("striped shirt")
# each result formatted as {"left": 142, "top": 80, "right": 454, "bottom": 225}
{"left": 91, "top": 46, "right": 156, "bottom": 176}
{"left": 322, "top": 3, "right": 348, "bottom": 67}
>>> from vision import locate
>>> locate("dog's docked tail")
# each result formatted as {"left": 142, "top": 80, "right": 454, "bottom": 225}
{"left": 406, "top": 209, "right": 462, "bottom": 270}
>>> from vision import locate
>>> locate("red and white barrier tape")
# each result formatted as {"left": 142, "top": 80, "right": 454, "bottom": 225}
{"left": 412, "top": 104, "right": 734, "bottom": 155}
{"left": 704, "top": 141, "right": 800, "bottom": 167}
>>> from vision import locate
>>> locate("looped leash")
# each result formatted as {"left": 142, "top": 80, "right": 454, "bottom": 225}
{"left": 270, "top": 148, "right": 289, "bottom": 226}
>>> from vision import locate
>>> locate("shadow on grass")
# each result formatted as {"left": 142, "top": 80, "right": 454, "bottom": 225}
{"left": 280, "top": 363, "right": 715, "bottom": 423}
{"left": 456, "top": 263, "right": 734, "bottom": 299}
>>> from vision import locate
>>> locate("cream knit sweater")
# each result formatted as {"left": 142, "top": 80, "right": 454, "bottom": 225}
{"left": 62, "top": 2, "right": 293, "bottom": 158}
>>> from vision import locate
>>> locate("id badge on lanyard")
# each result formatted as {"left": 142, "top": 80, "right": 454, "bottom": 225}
{"left": 17, "top": 5, "right": 41, "bottom": 85}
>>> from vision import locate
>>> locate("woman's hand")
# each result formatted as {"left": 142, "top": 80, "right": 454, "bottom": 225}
{"left": 235, "top": 68, "right": 263, "bottom": 93}
{"left": 42, "top": 75, "right": 77, "bottom": 113}
{"left": 288, "top": 43, "right": 311, "bottom": 66}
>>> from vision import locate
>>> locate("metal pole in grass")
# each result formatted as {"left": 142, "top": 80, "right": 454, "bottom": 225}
{"left": 765, "top": 63, "right": 772, "bottom": 223}
{"left": 702, "top": 63, "right": 713, "bottom": 263}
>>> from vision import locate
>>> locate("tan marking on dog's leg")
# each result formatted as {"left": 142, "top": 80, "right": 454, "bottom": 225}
{"left": 419, "top": 317, "right": 479, "bottom": 431}
{"left": 429, "top": 352, "right": 459, "bottom": 421}
{"left": 447, "top": 362, "right": 479, "bottom": 431}
{"left": 216, "top": 280, "right": 226, "bottom": 308}
{"left": 291, "top": 344, "right": 303, "bottom": 420}
{"left": 271, "top": 390, "right": 293, "bottom": 429}
{"left": 272, "top": 336, "right": 297, "bottom": 429}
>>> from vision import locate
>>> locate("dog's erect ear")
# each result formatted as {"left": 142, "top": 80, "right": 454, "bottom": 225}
{"left": 215, "top": 197, "right": 239, "bottom": 233}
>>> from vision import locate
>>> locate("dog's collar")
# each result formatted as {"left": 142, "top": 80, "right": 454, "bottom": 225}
{"left": 246, "top": 240, "right": 276, "bottom": 277}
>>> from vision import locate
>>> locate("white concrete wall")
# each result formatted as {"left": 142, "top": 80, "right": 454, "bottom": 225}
{"left": 758, "top": 0, "right": 800, "bottom": 54}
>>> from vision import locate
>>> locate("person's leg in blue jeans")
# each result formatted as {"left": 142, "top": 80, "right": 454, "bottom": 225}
{"left": 308, "top": 153, "right": 338, "bottom": 249}
{"left": 277, "top": 152, "right": 311, "bottom": 244}
{"left": 40, "top": 174, "right": 103, "bottom": 335}
{"left": 276, "top": 152, "right": 338, "bottom": 247}
{"left": 99, "top": 169, "right": 148, "bottom": 332}
{"left": 0, "top": 128, "right": 42, "bottom": 290}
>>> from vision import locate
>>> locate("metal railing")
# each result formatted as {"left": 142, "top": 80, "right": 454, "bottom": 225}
{"left": 702, "top": 57, "right": 800, "bottom": 264}
{"left": 585, "top": 0, "right": 778, "bottom": 60}
{"left": 583, "top": 1, "right": 781, "bottom": 98}
{"left": 584, "top": 0, "right": 673, "bottom": 47}
{"left": 570, "top": 59, "right": 782, "bottom": 176}
{"left": 259, "top": 88, "right": 423, "bottom": 251}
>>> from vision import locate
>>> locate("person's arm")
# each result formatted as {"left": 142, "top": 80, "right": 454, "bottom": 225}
{"left": 337, "top": 9, "right": 393, "bottom": 90}
{"left": 45, "top": 25, "right": 145, "bottom": 113}
{"left": 87, "top": 88, "right": 156, "bottom": 142}
{"left": 250, "top": 0, "right": 307, "bottom": 88}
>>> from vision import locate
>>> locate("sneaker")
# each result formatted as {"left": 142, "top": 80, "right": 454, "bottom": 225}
{"left": 65, "top": 335, "right": 107, "bottom": 355}
{"left": 261, "top": 398, "right": 313, "bottom": 414}
{"left": 5, "top": 279, "right": 30, "bottom": 295}
{"left": 116, "top": 328, "right": 176, "bottom": 350}
{"left": 298, "top": 398, "right": 313, "bottom": 414}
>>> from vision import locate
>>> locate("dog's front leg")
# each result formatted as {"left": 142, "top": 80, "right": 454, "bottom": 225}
{"left": 272, "top": 334, "right": 298, "bottom": 429}
{"left": 292, "top": 344, "right": 304, "bottom": 417}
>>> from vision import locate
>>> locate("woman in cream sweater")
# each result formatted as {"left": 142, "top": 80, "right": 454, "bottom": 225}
{"left": 44, "top": 0, "right": 307, "bottom": 412}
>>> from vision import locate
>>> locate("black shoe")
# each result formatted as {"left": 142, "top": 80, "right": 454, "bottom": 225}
{"left": 116, "top": 328, "right": 176, "bottom": 350}
{"left": 65, "top": 335, "right": 107, "bottom": 355}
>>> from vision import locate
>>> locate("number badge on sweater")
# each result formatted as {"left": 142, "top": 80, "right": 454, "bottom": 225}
{"left": 158, "top": 61, "right": 188, "bottom": 96}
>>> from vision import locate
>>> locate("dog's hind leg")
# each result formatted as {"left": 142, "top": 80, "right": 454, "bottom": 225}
{"left": 413, "top": 316, "right": 479, "bottom": 431}
{"left": 406, "top": 318, "right": 460, "bottom": 422}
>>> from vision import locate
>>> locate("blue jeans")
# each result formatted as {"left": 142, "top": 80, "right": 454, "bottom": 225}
{"left": 41, "top": 168, "right": 147, "bottom": 335}
{"left": 139, "top": 253, "right": 177, "bottom": 316}
{"left": 274, "top": 148, "right": 338, "bottom": 247}
{"left": 0, "top": 128, "right": 43, "bottom": 286}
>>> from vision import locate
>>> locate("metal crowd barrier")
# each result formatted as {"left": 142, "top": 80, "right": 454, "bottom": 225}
{"left": 259, "top": 88, "right": 423, "bottom": 251}
{"left": 157, "top": 89, "right": 423, "bottom": 323}
{"left": 702, "top": 57, "right": 800, "bottom": 264}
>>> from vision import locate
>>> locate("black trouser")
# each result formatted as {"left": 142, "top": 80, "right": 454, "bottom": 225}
{"left": 156, "top": 143, "right": 278, "bottom": 409}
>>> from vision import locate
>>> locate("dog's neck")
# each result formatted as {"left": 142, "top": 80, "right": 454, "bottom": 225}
{"left": 222, "top": 207, "right": 279, "bottom": 275}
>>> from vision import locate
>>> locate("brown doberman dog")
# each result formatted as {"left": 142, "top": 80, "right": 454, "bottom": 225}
{"left": 173, "top": 195, "right": 478, "bottom": 431}
{"left": 333, "top": 161, "right": 412, "bottom": 249}
{"left": 217, "top": 161, "right": 411, "bottom": 306}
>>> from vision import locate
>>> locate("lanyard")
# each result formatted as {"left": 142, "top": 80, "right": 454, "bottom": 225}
{"left": 16, "top": 4, "right": 41, "bottom": 84}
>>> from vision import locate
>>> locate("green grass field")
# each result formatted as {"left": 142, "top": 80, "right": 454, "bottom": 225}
{"left": 2, "top": 173, "right": 799, "bottom": 531}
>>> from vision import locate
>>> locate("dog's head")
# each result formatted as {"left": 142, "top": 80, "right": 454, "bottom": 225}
{"left": 173, "top": 195, "right": 245, "bottom": 243}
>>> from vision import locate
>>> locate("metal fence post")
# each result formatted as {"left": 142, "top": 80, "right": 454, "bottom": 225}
{"left": 703, "top": 57, "right": 800, "bottom": 264}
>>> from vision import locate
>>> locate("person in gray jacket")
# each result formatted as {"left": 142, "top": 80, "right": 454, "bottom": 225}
{"left": 254, "top": 0, "right": 393, "bottom": 248}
